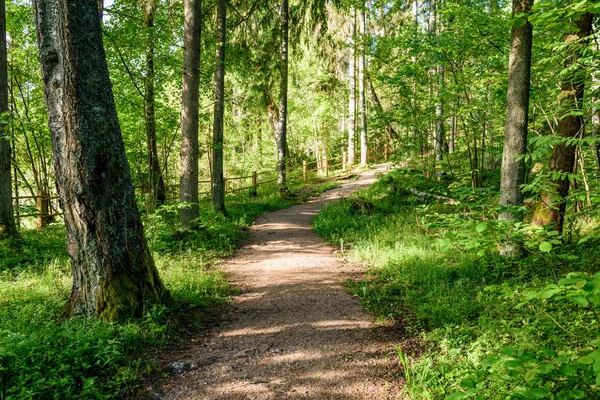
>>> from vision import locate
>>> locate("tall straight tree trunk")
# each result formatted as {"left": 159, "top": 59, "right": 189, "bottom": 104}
{"left": 434, "top": 65, "right": 445, "bottom": 161}
{"left": 179, "top": 0, "right": 202, "bottom": 228}
{"left": 347, "top": 8, "right": 356, "bottom": 166}
{"left": 533, "top": 12, "right": 593, "bottom": 234}
{"left": 141, "top": 0, "right": 166, "bottom": 207}
{"left": 359, "top": 5, "right": 368, "bottom": 166}
{"left": 33, "top": 0, "right": 170, "bottom": 321}
{"left": 277, "top": 0, "right": 288, "bottom": 189}
{"left": 499, "top": 0, "right": 533, "bottom": 245}
{"left": 211, "top": 0, "right": 226, "bottom": 213}
{"left": 0, "top": 0, "right": 17, "bottom": 238}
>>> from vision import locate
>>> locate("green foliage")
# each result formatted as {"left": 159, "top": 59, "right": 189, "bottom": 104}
{"left": 315, "top": 168, "right": 600, "bottom": 399}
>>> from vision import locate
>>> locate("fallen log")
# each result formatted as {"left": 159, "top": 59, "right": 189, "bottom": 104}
{"left": 409, "top": 188, "right": 460, "bottom": 205}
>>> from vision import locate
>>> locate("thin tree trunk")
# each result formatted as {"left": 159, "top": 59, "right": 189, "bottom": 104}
{"left": 359, "top": 5, "right": 368, "bottom": 166}
{"left": 449, "top": 114, "right": 456, "bottom": 153}
{"left": 499, "top": 0, "right": 534, "bottom": 250}
{"left": 347, "top": 8, "right": 356, "bottom": 166}
{"left": 277, "top": 0, "right": 288, "bottom": 189}
{"left": 367, "top": 76, "right": 398, "bottom": 139}
{"left": 0, "top": 0, "right": 16, "bottom": 238}
{"left": 211, "top": 0, "right": 226, "bottom": 213}
{"left": 592, "top": 106, "right": 600, "bottom": 170}
{"left": 141, "top": 0, "right": 166, "bottom": 208}
{"left": 179, "top": 0, "right": 202, "bottom": 228}
{"left": 435, "top": 65, "right": 445, "bottom": 161}
{"left": 34, "top": 0, "right": 170, "bottom": 321}
{"left": 532, "top": 12, "right": 592, "bottom": 234}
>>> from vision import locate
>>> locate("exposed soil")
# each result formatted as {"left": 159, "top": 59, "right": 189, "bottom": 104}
{"left": 143, "top": 164, "right": 406, "bottom": 399}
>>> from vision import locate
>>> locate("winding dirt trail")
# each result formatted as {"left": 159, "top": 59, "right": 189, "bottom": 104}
{"left": 151, "top": 164, "right": 403, "bottom": 399}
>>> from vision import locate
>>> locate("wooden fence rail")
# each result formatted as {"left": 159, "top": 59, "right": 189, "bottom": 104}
{"left": 12, "top": 147, "right": 388, "bottom": 230}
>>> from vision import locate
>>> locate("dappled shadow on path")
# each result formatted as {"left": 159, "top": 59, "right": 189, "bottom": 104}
{"left": 145, "top": 165, "right": 403, "bottom": 400}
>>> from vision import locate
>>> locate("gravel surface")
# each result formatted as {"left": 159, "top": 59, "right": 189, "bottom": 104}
{"left": 144, "top": 164, "right": 405, "bottom": 399}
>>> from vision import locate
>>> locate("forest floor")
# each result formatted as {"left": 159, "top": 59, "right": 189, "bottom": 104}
{"left": 142, "top": 164, "right": 405, "bottom": 400}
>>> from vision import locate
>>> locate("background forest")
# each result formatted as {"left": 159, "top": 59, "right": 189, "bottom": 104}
{"left": 2, "top": 0, "right": 600, "bottom": 398}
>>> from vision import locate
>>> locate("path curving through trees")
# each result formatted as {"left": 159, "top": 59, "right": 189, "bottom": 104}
{"left": 149, "top": 164, "right": 402, "bottom": 399}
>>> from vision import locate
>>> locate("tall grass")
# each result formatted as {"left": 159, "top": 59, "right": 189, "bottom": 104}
{"left": 314, "top": 169, "right": 600, "bottom": 399}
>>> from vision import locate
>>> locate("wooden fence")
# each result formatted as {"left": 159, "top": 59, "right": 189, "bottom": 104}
{"left": 12, "top": 147, "right": 389, "bottom": 230}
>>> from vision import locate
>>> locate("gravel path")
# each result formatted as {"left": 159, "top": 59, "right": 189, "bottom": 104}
{"left": 149, "top": 164, "right": 403, "bottom": 399}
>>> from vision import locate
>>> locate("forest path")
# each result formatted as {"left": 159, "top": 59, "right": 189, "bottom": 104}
{"left": 151, "top": 164, "right": 403, "bottom": 399}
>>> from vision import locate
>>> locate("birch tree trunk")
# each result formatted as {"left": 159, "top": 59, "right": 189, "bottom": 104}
{"left": 532, "top": 12, "right": 593, "bottom": 234}
{"left": 33, "top": 0, "right": 170, "bottom": 321}
{"left": 211, "top": 0, "right": 226, "bottom": 213}
{"left": 0, "top": 0, "right": 16, "bottom": 238}
{"left": 347, "top": 8, "right": 356, "bottom": 166}
{"left": 359, "top": 5, "right": 368, "bottom": 166}
{"left": 277, "top": 0, "right": 288, "bottom": 189}
{"left": 179, "top": 0, "right": 202, "bottom": 228}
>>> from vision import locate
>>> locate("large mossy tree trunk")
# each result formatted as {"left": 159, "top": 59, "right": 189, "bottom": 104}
{"left": 277, "top": 0, "right": 289, "bottom": 190}
{"left": 0, "top": 0, "right": 17, "bottom": 238}
{"left": 532, "top": 12, "right": 592, "bottom": 234}
{"left": 33, "top": 0, "right": 171, "bottom": 321}
{"left": 211, "top": 0, "right": 226, "bottom": 213}
{"left": 179, "top": 0, "right": 202, "bottom": 228}
{"left": 498, "top": 0, "right": 534, "bottom": 255}
{"left": 140, "top": 0, "right": 166, "bottom": 208}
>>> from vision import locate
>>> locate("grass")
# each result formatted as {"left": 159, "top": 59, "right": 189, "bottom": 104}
{"left": 0, "top": 177, "right": 339, "bottom": 399}
{"left": 313, "top": 168, "right": 600, "bottom": 399}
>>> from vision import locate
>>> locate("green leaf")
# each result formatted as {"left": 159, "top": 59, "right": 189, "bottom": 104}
{"left": 476, "top": 222, "right": 487, "bottom": 233}
{"left": 569, "top": 296, "right": 589, "bottom": 307}
{"left": 449, "top": 348, "right": 461, "bottom": 356}
{"left": 483, "top": 356, "right": 501, "bottom": 366}
{"left": 539, "top": 241, "right": 552, "bottom": 253}
{"left": 460, "top": 378, "right": 477, "bottom": 389}
{"left": 445, "top": 393, "right": 465, "bottom": 400}
{"left": 513, "top": 17, "right": 527, "bottom": 27}
{"left": 504, "top": 360, "right": 522, "bottom": 369}
{"left": 524, "top": 369, "right": 537, "bottom": 382}
{"left": 501, "top": 346, "right": 515, "bottom": 356}
{"left": 522, "top": 387, "right": 547, "bottom": 399}
{"left": 577, "top": 356, "right": 594, "bottom": 365}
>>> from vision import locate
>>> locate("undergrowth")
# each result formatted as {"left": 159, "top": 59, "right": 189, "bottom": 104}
{"left": 314, "top": 168, "right": 600, "bottom": 399}
{"left": 0, "top": 178, "right": 338, "bottom": 399}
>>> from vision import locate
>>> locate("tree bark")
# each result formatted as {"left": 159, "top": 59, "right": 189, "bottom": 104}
{"left": 0, "top": 0, "right": 17, "bottom": 238}
{"left": 277, "top": 0, "right": 288, "bottom": 189}
{"left": 592, "top": 106, "right": 600, "bottom": 170}
{"left": 532, "top": 12, "right": 592, "bottom": 234}
{"left": 33, "top": 0, "right": 170, "bottom": 321}
{"left": 359, "top": 5, "right": 368, "bottom": 166}
{"left": 367, "top": 76, "right": 398, "bottom": 140}
{"left": 179, "top": 0, "right": 202, "bottom": 228}
{"left": 211, "top": 0, "right": 226, "bottom": 213}
{"left": 499, "top": 0, "right": 534, "bottom": 245}
{"left": 141, "top": 0, "right": 166, "bottom": 207}
{"left": 347, "top": 8, "right": 356, "bottom": 166}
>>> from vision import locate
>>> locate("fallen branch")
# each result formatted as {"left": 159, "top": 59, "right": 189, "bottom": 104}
{"left": 409, "top": 188, "right": 460, "bottom": 205}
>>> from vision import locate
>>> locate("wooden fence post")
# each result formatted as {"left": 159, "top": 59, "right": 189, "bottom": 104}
{"left": 36, "top": 189, "right": 50, "bottom": 230}
{"left": 384, "top": 143, "right": 389, "bottom": 161}
{"left": 303, "top": 161, "right": 308, "bottom": 182}
{"left": 325, "top": 157, "right": 329, "bottom": 177}
{"left": 251, "top": 171, "right": 258, "bottom": 197}
{"left": 343, "top": 151, "right": 347, "bottom": 170}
